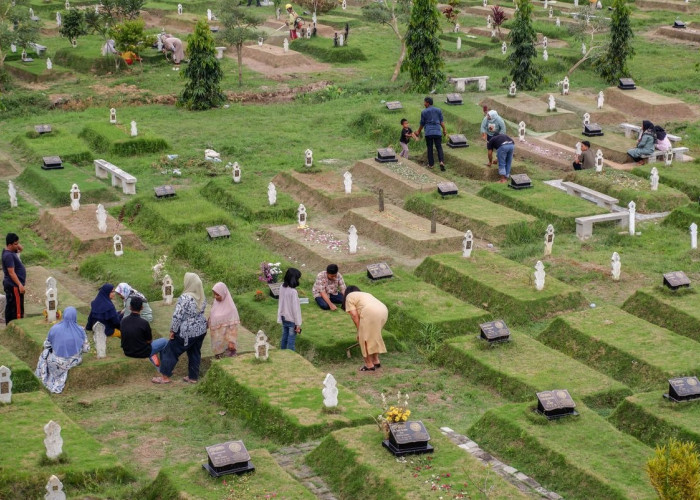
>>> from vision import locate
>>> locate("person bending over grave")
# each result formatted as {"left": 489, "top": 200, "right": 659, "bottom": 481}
{"left": 481, "top": 110, "right": 506, "bottom": 141}
{"left": 654, "top": 125, "right": 672, "bottom": 152}
{"left": 627, "top": 120, "right": 656, "bottom": 165}
{"left": 115, "top": 282, "right": 153, "bottom": 323}
{"left": 153, "top": 273, "right": 208, "bottom": 384}
{"left": 120, "top": 297, "right": 167, "bottom": 368}
{"left": 342, "top": 286, "right": 388, "bottom": 372}
{"left": 209, "top": 282, "right": 240, "bottom": 358}
{"left": 162, "top": 34, "right": 185, "bottom": 64}
{"left": 285, "top": 4, "right": 300, "bottom": 40}
{"left": 487, "top": 132, "right": 516, "bottom": 183}
{"left": 415, "top": 97, "right": 447, "bottom": 171}
{"left": 573, "top": 140, "right": 595, "bottom": 170}
{"left": 86, "top": 283, "right": 122, "bottom": 338}
{"left": 36, "top": 307, "right": 89, "bottom": 394}
{"left": 312, "top": 264, "right": 347, "bottom": 311}
{"left": 398, "top": 118, "right": 417, "bottom": 159}
{"left": 278, "top": 268, "right": 302, "bottom": 350}
{"left": 2, "top": 232, "right": 25, "bottom": 324}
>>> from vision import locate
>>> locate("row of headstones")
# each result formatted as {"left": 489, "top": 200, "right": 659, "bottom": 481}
{"left": 204, "top": 149, "right": 314, "bottom": 184}
{"left": 507, "top": 77, "right": 604, "bottom": 106}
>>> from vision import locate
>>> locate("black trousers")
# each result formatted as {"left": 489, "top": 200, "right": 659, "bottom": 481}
{"left": 4, "top": 284, "right": 24, "bottom": 324}
{"left": 425, "top": 135, "right": 444, "bottom": 166}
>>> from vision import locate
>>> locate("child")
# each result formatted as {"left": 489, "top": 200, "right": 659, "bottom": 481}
{"left": 399, "top": 118, "right": 416, "bottom": 158}
{"left": 278, "top": 268, "right": 302, "bottom": 351}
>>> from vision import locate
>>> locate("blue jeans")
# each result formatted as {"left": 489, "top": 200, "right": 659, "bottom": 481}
{"left": 160, "top": 334, "right": 205, "bottom": 380}
{"left": 280, "top": 318, "right": 297, "bottom": 351}
{"left": 315, "top": 293, "right": 343, "bottom": 310}
{"left": 497, "top": 143, "right": 515, "bottom": 177}
{"left": 149, "top": 338, "right": 168, "bottom": 367}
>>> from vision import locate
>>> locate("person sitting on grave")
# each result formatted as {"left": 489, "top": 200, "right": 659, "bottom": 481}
{"left": 120, "top": 297, "right": 167, "bottom": 368}
{"left": 285, "top": 4, "right": 300, "bottom": 40}
{"left": 627, "top": 120, "right": 656, "bottom": 165}
{"left": 398, "top": 118, "right": 417, "bottom": 159}
{"left": 342, "top": 286, "right": 388, "bottom": 372}
{"left": 85, "top": 283, "right": 122, "bottom": 338}
{"left": 480, "top": 109, "right": 506, "bottom": 141}
{"left": 35, "top": 307, "right": 89, "bottom": 394}
{"left": 573, "top": 140, "right": 595, "bottom": 171}
{"left": 208, "top": 282, "right": 240, "bottom": 358}
{"left": 654, "top": 124, "right": 672, "bottom": 152}
{"left": 161, "top": 34, "right": 185, "bottom": 64}
{"left": 115, "top": 282, "right": 153, "bottom": 323}
{"left": 487, "top": 132, "right": 515, "bottom": 183}
{"left": 312, "top": 264, "right": 347, "bottom": 311}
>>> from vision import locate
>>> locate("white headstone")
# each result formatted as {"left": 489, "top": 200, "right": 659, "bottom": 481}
{"left": 306, "top": 28, "right": 311, "bottom": 39}
{"left": 548, "top": 94, "right": 556, "bottom": 111}
{"left": 322, "top": 373, "right": 338, "bottom": 407}
{"left": 177, "top": 3, "right": 182, "bottom": 14}
{"left": 501, "top": 41, "right": 507, "bottom": 55}
{"left": 348, "top": 225, "right": 358, "bottom": 254}
{"left": 95, "top": 4, "right": 99, "bottom": 14}
{"left": 46, "top": 58, "right": 52, "bottom": 70}
{"left": 456, "top": 37, "right": 461, "bottom": 50}
{"left": 44, "top": 421, "right": 63, "bottom": 459}
{"left": 483, "top": 0, "right": 487, "bottom": 7}
{"left": 343, "top": 171, "right": 352, "bottom": 194}
{"left": 509, "top": 81, "right": 517, "bottom": 97}
{"left": 542, "top": 36, "right": 548, "bottom": 49}
{"left": 562, "top": 76, "right": 569, "bottom": 95}
{"left": 305, "top": 149, "right": 313, "bottom": 168}
{"left": 534, "top": 261, "right": 546, "bottom": 291}
{"left": 518, "top": 121, "right": 526, "bottom": 141}
{"left": 46, "top": 276, "right": 57, "bottom": 294}
{"left": 575, "top": 142, "right": 582, "bottom": 156}
{"left": 312, "top": 11, "right": 317, "bottom": 24}
{"left": 130, "top": 120, "right": 137, "bottom": 137}
{"left": 549, "top": 6, "right": 553, "bottom": 17}
{"left": 65, "top": 0, "right": 69, "bottom": 8}
{"left": 544, "top": 0, "right": 548, "bottom": 7}
{"left": 544, "top": 224, "right": 555, "bottom": 256}
{"left": 113, "top": 234, "right": 123, "bottom": 256}
{"left": 664, "top": 149, "right": 673, "bottom": 166}
{"left": 29, "top": 7, "right": 34, "bottom": 17}
{"left": 45, "top": 475, "right": 66, "bottom": 500}
{"left": 109, "top": 108, "right": 116, "bottom": 124}
{"left": 0, "top": 366, "right": 12, "bottom": 403}
{"left": 556, "top": 16, "right": 560, "bottom": 26}
{"left": 339, "top": 34, "right": 344, "bottom": 46}
{"left": 276, "top": 7, "right": 280, "bottom": 19}
{"left": 56, "top": 12, "right": 61, "bottom": 27}
{"left": 258, "top": 36, "right": 264, "bottom": 46}
{"left": 267, "top": 182, "right": 277, "bottom": 206}
{"left": 207, "top": 8, "right": 212, "bottom": 20}
{"left": 583, "top": 112, "right": 591, "bottom": 126}
{"left": 96, "top": 204, "right": 107, "bottom": 233}
{"left": 542, "top": 49, "right": 549, "bottom": 61}
{"left": 21, "top": 49, "right": 26, "bottom": 60}
{"left": 342, "top": 0, "right": 346, "bottom": 8}
{"left": 650, "top": 167, "right": 659, "bottom": 191}
{"left": 611, "top": 252, "right": 621, "bottom": 281}
{"left": 254, "top": 330, "right": 269, "bottom": 360}
{"left": 582, "top": 43, "right": 586, "bottom": 55}
{"left": 487, "top": 15, "right": 492, "bottom": 28}
{"left": 628, "top": 201, "right": 636, "bottom": 236}
{"left": 491, "top": 28, "right": 497, "bottom": 38}
{"left": 691, "top": 223, "right": 697, "bottom": 250}
{"left": 70, "top": 184, "right": 80, "bottom": 211}
{"left": 93, "top": 322, "right": 107, "bottom": 358}
{"left": 8, "top": 181, "right": 17, "bottom": 208}
{"left": 162, "top": 275, "right": 173, "bottom": 305}
{"left": 595, "top": 149, "right": 604, "bottom": 172}
{"left": 232, "top": 162, "right": 241, "bottom": 183}
{"left": 46, "top": 288, "right": 58, "bottom": 322}
{"left": 283, "top": 38, "right": 289, "bottom": 52}
{"left": 597, "top": 91, "right": 604, "bottom": 109}
{"left": 297, "top": 204, "right": 307, "bottom": 228}
{"left": 10, "top": 43, "right": 16, "bottom": 53}
{"left": 574, "top": 0, "right": 578, "bottom": 6}
{"left": 462, "top": 230, "right": 473, "bottom": 258}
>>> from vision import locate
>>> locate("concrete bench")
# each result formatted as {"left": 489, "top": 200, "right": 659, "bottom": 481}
{"left": 29, "top": 42, "right": 47, "bottom": 55}
{"left": 642, "top": 147, "right": 689, "bottom": 163}
{"left": 94, "top": 159, "right": 137, "bottom": 195}
{"left": 619, "top": 123, "right": 681, "bottom": 142}
{"left": 215, "top": 46, "right": 226, "bottom": 59}
{"left": 449, "top": 76, "right": 489, "bottom": 92}
{"left": 576, "top": 212, "right": 629, "bottom": 240}
{"left": 561, "top": 181, "right": 619, "bottom": 210}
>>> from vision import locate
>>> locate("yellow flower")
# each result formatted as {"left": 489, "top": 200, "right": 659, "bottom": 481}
{"left": 402, "top": 415, "right": 408, "bottom": 421}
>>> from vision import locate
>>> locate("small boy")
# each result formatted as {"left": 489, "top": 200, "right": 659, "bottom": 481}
{"left": 399, "top": 118, "right": 416, "bottom": 158}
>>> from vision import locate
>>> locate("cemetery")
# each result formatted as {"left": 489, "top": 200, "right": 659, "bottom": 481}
{"left": 0, "top": 0, "right": 699, "bottom": 497}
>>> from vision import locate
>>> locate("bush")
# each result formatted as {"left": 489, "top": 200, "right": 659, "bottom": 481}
{"left": 295, "top": 0, "right": 337, "bottom": 14}
{"left": 646, "top": 438, "right": 700, "bottom": 500}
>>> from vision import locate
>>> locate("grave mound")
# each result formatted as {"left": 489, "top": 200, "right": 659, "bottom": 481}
{"left": 440, "top": 146, "right": 528, "bottom": 181}
{"left": 24, "top": 266, "right": 90, "bottom": 317}
{"left": 79, "top": 122, "right": 169, "bottom": 156}
{"left": 480, "top": 94, "right": 580, "bottom": 132}
{"left": 350, "top": 157, "right": 442, "bottom": 203}
{"left": 34, "top": 205, "right": 144, "bottom": 257}
{"left": 272, "top": 170, "right": 375, "bottom": 212}
{"left": 4, "top": 60, "right": 71, "bottom": 83}
{"left": 0, "top": 344, "right": 42, "bottom": 393}
{"left": 549, "top": 130, "right": 631, "bottom": 164}
{"left": 243, "top": 43, "right": 317, "bottom": 68}
{"left": 604, "top": 87, "right": 695, "bottom": 122}
{"left": 622, "top": 287, "right": 700, "bottom": 343}
{"left": 633, "top": 162, "right": 700, "bottom": 201}
{"left": 657, "top": 23, "right": 700, "bottom": 43}
{"left": 201, "top": 177, "right": 298, "bottom": 223}
{"left": 552, "top": 92, "right": 627, "bottom": 125}
{"left": 636, "top": 0, "right": 698, "bottom": 11}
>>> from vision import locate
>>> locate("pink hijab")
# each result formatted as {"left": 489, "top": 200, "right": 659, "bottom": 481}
{"left": 209, "top": 282, "right": 240, "bottom": 328}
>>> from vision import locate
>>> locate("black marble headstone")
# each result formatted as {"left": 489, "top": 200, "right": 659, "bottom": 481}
{"left": 202, "top": 440, "right": 255, "bottom": 477}
{"left": 618, "top": 78, "right": 636, "bottom": 90}
{"left": 206, "top": 225, "right": 230, "bottom": 240}
{"left": 367, "top": 262, "right": 393, "bottom": 280}
{"left": 268, "top": 282, "right": 282, "bottom": 299}
{"left": 34, "top": 124, "right": 52, "bottom": 134}
{"left": 508, "top": 174, "right": 532, "bottom": 190}
{"left": 673, "top": 20, "right": 686, "bottom": 28}
{"left": 447, "top": 134, "right": 469, "bottom": 148}
{"left": 437, "top": 182, "right": 458, "bottom": 196}
{"left": 154, "top": 185, "right": 176, "bottom": 198}
{"left": 665, "top": 376, "right": 700, "bottom": 402}
{"left": 479, "top": 320, "right": 511, "bottom": 342}
{"left": 42, "top": 156, "right": 63, "bottom": 170}
{"left": 445, "top": 93, "right": 463, "bottom": 105}
{"left": 385, "top": 101, "right": 403, "bottom": 110}
{"left": 382, "top": 420, "right": 434, "bottom": 457}
{"left": 582, "top": 123, "right": 604, "bottom": 137}
{"left": 536, "top": 389, "right": 578, "bottom": 419}
{"left": 663, "top": 271, "right": 691, "bottom": 290}
{"left": 375, "top": 147, "right": 398, "bottom": 163}
{"left": 209, "top": 26, "right": 220, "bottom": 32}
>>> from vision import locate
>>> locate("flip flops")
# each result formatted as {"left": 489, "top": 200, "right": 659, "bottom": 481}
{"left": 151, "top": 376, "right": 171, "bottom": 384}
{"left": 183, "top": 376, "right": 198, "bottom": 384}
{"left": 359, "top": 365, "right": 375, "bottom": 372}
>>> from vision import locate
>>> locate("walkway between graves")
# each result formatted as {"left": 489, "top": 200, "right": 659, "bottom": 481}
{"left": 272, "top": 440, "right": 339, "bottom": 500}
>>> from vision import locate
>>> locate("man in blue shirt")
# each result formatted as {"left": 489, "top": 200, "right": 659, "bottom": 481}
{"left": 415, "top": 97, "right": 447, "bottom": 171}
{"left": 2, "top": 232, "right": 26, "bottom": 324}
{"left": 487, "top": 133, "right": 516, "bottom": 183}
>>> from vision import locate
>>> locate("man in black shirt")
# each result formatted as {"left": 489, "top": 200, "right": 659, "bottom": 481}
{"left": 2, "top": 232, "right": 26, "bottom": 324}
{"left": 120, "top": 297, "right": 167, "bottom": 367}
{"left": 487, "top": 133, "right": 516, "bottom": 183}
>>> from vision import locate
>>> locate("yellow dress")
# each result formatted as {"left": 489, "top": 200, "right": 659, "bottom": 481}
{"left": 345, "top": 292, "right": 388, "bottom": 357}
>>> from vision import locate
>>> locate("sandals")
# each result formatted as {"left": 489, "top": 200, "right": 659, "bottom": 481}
{"left": 359, "top": 366, "right": 375, "bottom": 372}
{"left": 151, "top": 376, "right": 171, "bottom": 384}
{"left": 182, "top": 376, "right": 198, "bottom": 384}
{"left": 374, "top": 363, "right": 381, "bottom": 369}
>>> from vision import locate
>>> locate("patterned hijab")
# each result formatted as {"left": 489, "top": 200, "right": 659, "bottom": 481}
{"left": 183, "top": 272, "right": 205, "bottom": 310}
{"left": 115, "top": 283, "right": 147, "bottom": 302}
{"left": 209, "top": 282, "right": 240, "bottom": 328}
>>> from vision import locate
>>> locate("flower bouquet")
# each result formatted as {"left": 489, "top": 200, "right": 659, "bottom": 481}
{"left": 375, "top": 391, "right": 410, "bottom": 440}
{"left": 259, "top": 262, "right": 282, "bottom": 283}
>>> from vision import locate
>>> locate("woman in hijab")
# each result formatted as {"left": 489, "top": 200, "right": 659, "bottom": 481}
{"left": 36, "top": 307, "right": 89, "bottom": 393}
{"left": 627, "top": 120, "right": 656, "bottom": 164}
{"left": 480, "top": 109, "right": 506, "bottom": 141}
{"left": 153, "top": 273, "right": 208, "bottom": 384}
{"left": 654, "top": 125, "right": 672, "bottom": 152}
{"left": 86, "top": 283, "right": 121, "bottom": 337}
{"left": 115, "top": 283, "right": 153, "bottom": 323}
{"left": 209, "top": 282, "right": 240, "bottom": 359}
{"left": 162, "top": 34, "right": 185, "bottom": 64}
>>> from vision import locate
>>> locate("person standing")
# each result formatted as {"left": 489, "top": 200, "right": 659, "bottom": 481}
{"left": 415, "top": 97, "right": 447, "bottom": 171}
{"left": 208, "top": 282, "right": 240, "bottom": 358}
{"left": 120, "top": 297, "right": 167, "bottom": 368}
{"left": 278, "top": 268, "right": 302, "bottom": 351}
{"left": 573, "top": 140, "right": 595, "bottom": 170}
{"left": 480, "top": 110, "right": 507, "bottom": 141}
{"left": 342, "top": 286, "right": 388, "bottom": 371}
{"left": 398, "top": 118, "right": 416, "bottom": 159}
{"left": 2, "top": 232, "right": 25, "bottom": 324}
{"left": 285, "top": 4, "right": 299, "bottom": 40}
{"left": 312, "top": 264, "right": 346, "bottom": 311}
{"left": 487, "top": 132, "right": 516, "bottom": 183}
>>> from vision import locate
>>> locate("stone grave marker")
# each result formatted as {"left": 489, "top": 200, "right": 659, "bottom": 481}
{"left": 46, "top": 287, "right": 58, "bottom": 322}
{"left": 549, "top": 6, "right": 553, "bottom": 17}
{"left": 339, "top": 33, "right": 344, "bottom": 46}
{"left": 665, "top": 376, "right": 700, "bottom": 402}
{"left": 96, "top": 204, "right": 107, "bottom": 233}
{"left": 509, "top": 173, "right": 532, "bottom": 189}
{"left": 254, "top": 330, "right": 270, "bottom": 360}
{"left": 446, "top": 134, "right": 468, "bottom": 148}
{"left": 130, "top": 121, "right": 137, "bottom": 137}
{"left": 203, "top": 440, "right": 255, "bottom": 477}
{"left": 268, "top": 282, "right": 282, "bottom": 299}
{"left": 367, "top": 262, "right": 393, "bottom": 280}
{"left": 664, "top": 149, "right": 673, "bottom": 167}
{"left": 501, "top": 41, "right": 507, "bottom": 54}
{"left": 378, "top": 188, "right": 384, "bottom": 212}
{"left": 487, "top": 14, "right": 492, "bottom": 28}
{"left": 542, "top": 48, "right": 548, "bottom": 61}
{"left": 46, "top": 276, "right": 57, "bottom": 294}
{"left": 650, "top": 167, "right": 659, "bottom": 191}
{"left": 232, "top": 162, "right": 241, "bottom": 183}
{"left": 305, "top": 28, "right": 311, "bottom": 39}
{"left": 322, "top": 373, "right": 338, "bottom": 407}
{"left": 385, "top": 101, "right": 403, "bottom": 110}
{"left": 562, "top": 76, "right": 570, "bottom": 95}
{"left": 445, "top": 93, "right": 463, "bottom": 105}
{"left": 93, "top": 322, "right": 107, "bottom": 358}
{"left": 162, "top": 275, "right": 174, "bottom": 305}
{"left": 548, "top": 94, "right": 556, "bottom": 111}
{"left": 267, "top": 182, "right": 277, "bottom": 206}
{"left": 35, "top": 124, "right": 52, "bottom": 134}
{"left": 509, "top": 81, "right": 517, "bottom": 97}
{"left": 430, "top": 208, "right": 437, "bottom": 234}
{"left": 178, "top": 3, "right": 182, "bottom": 14}
{"left": 305, "top": 149, "right": 313, "bottom": 168}
{"left": 45, "top": 475, "right": 66, "bottom": 500}
{"left": 597, "top": 91, "right": 604, "bottom": 109}
{"left": 154, "top": 185, "right": 176, "bottom": 198}
{"left": 207, "top": 225, "right": 231, "bottom": 239}
{"left": 454, "top": 22, "right": 460, "bottom": 32}
{"left": 276, "top": 7, "right": 280, "bottom": 19}
{"left": 618, "top": 78, "right": 636, "bottom": 90}
{"left": 283, "top": 38, "right": 289, "bottom": 52}
{"left": 583, "top": 112, "right": 591, "bottom": 126}
{"left": 342, "top": 0, "right": 346, "bottom": 8}
{"left": 258, "top": 36, "right": 264, "bottom": 46}
{"left": 536, "top": 390, "right": 577, "bottom": 419}
{"left": 534, "top": 260, "right": 545, "bottom": 290}
{"left": 611, "top": 252, "right": 621, "bottom": 281}
{"left": 518, "top": 121, "right": 526, "bottom": 141}
{"left": 42, "top": 156, "right": 63, "bottom": 170}
{"left": 437, "top": 181, "right": 458, "bottom": 196}
{"left": 462, "top": 230, "right": 473, "bottom": 258}
{"left": 691, "top": 223, "right": 697, "bottom": 250}
{"left": 543, "top": 36, "right": 548, "bottom": 49}
{"left": 8, "top": 181, "right": 17, "bottom": 208}
{"left": 544, "top": 224, "right": 554, "bottom": 256}
{"left": 297, "top": 204, "right": 308, "bottom": 228}
{"left": 575, "top": 141, "right": 582, "bottom": 156}
{"left": 0, "top": 366, "right": 12, "bottom": 403}
{"left": 456, "top": 37, "right": 461, "bottom": 50}
{"left": 348, "top": 225, "right": 358, "bottom": 254}
{"left": 556, "top": 16, "right": 560, "bottom": 26}
{"left": 207, "top": 8, "right": 212, "bottom": 20}
{"left": 56, "top": 12, "right": 61, "bottom": 27}
{"left": 383, "top": 420, "right": 433, "bottom": 457}
{"left": 10, "top": 43, "right": 15, "bottom": 53}
{"left": 663, "top": 271, "right": 690, "bottom": 290}
{"left": 44, "top": 420, "right": 63, "bottom": 459}
{"left": 581, "top": 43, "right": 586, "bottom": 55}
{"left": 113, "top": 235, "right": 123, "bottom": 257}
{"left": 109, "top": 108, "right": 116, "bottom": 124}
{"left": 46, "top": 58, "right": 52, "bottom": 70}
{"left": 628, "top": 201, "right": 636, "bottom": 235}
{"left": 483, "top": 0, "right": 487, "bottom": 7}
{"left": 343, "top": 171, "right": 352, "bottom": 194}
{"left": 479, "top": 319, "right": 510, "bottom": 342}
{"left": 595, "top": 150, "right": 604, "bottom": 172}
{"left": 70, "top": 184, "right": 80, "bottom": 211}
{"left": 376, "top": 147, "right": 398, "bottom": 163}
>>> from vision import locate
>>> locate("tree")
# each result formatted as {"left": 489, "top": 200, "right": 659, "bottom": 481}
{"left": 99, "top": 0, "right": 145, "bottom": 22}
{"left": 297, "top": 0, "right": 336, "bottom": 14}
{"left": 362, "top": 0, "right": 411, "bottom": 82}
{"left": 59, "top": 8, "right": 87, "bottom": 47}
{"left": 0, "top": 0, "right": 40, "bottom": 79}
{"left": 646, "top": 438, "right": 700, "bottom": 500}
{"left": 179, "top": 20, "right": 225, "bottom": 110}
{"left": 218, "top": 0, "right": 262, "bottom": 86}
{"left": 594, "top": 0, "right": 634, "bottom": 84}
{"left": 109, "top": 18, "right": 155, "bottom": 68}
{"left": 507, "top": 0, "right": 542, "bottom": 90}
{"left": 403, "top": 0, "right": 444, "bottom": 92}
{"left": 566, "top": 5, "right": 608, "bottom": 75}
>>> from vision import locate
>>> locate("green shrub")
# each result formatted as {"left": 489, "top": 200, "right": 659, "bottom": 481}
{"left": 646, "top": 438, "right": 700, "bottom": 500}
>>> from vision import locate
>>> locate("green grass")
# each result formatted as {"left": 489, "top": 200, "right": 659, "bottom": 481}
{"left": 293, "top": 38, "right": 367, "bottom": 63}
{"left": 469, "top": 402, "right": 656, "bottom": 500}
{"left": 622, "top": 287, "right": 700, "bottom": 343}
{"left": 415, "top": 251, "right": 588, "bottom": 324}
{"left": 199, "top": 351, "right": 374, "bottom": 444}
{"left": 11, "top": 129, "right": 92, "bottom": 165}
{"left": 633, "top": 160, "right": 700, "bottom": 202}
{"left": 539, "top": 305, "right": 700, "bottom": 391}
{"left": 0, "top": 344, "right": 41, "bottom": 393}
{"left": 79, "top": 122, "right": 169, "bottom": 156}
{"left": 436, "top": 332, "right": 632, "bottom": 410}
{"left": 662, "top": 202, "right": 700, "bottom": 232}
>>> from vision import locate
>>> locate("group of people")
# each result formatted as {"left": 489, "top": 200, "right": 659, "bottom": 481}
{"left": 627, "top": 120, "right": 672, "bottom": 165}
